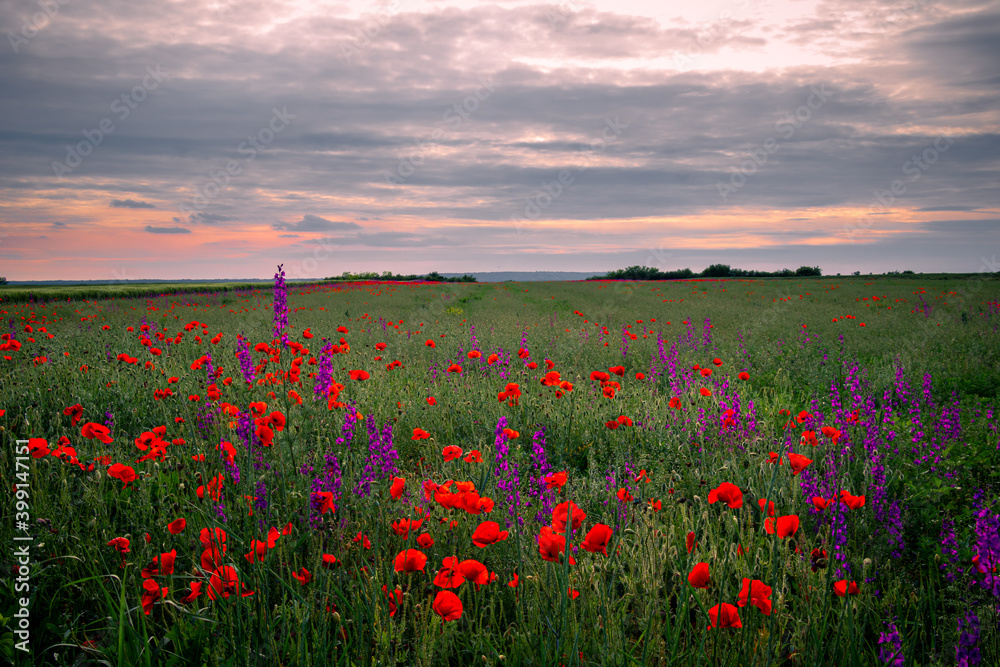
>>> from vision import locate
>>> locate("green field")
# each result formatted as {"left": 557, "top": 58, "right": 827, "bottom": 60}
{"left": 1, "top": 274, "right": 998, "bottom": 666}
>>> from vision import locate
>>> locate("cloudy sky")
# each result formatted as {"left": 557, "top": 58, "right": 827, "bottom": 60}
{"left": 2, "top": 0, "right": 998, "bottom": 280}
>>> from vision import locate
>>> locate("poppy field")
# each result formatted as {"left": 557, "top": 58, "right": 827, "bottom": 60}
{"left": 1, "top": 270, "right": 999, "bottom": 666}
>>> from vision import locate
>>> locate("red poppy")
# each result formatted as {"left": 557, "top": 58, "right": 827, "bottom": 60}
{"left": 81, "top": 422, "right": 113, "bottom": 444}
{"left": 292, "top": 567, "right": 312, "bottom": 585}
{"left": 608, "top": 366, "right": 625, "bottom": 376}
{"left": 708, "top": 603, "right": 742, "bottom": 629}
{"left": 337, "top": 326, "right": 349, "bottom": 334}
{"left": 487, "top": 353, "right": 498, "bottom": 364}
{"left": 426, "top": 396, "right": 437, "bottom": 406}
{"left": 812, "top": 496, "right": 833, "bottom": 510}
{"left": 389, "top": 477, "right": 405, "bottom": 500}
{"left": 348, "top": 369, "right": 370, "bottom": 381}
{"left": 767, "top": 451, "right": 784, "bottom": 465}
{"left": 764, "top": 515, "right": 799, "bottom": 538}
{"left": 590, "top": 371, "right": 610, "bottom": 382}
{"left": 545, "top": 471, "right": 568, "bottom": 489}
{"left": 391, "top": 517, "right": 424, "bottom": 539}
{"left": 208, "top": 565, "right": 254, "bottom": 599}
{"left": 508, "top": 573, "right": 519, "bottom": 588}
{"left": 393, "top": 549, "right": 427, "bottom": 573}
{"left": 738, "top": 372, "right": 750, "bottom": 381}
{"left": 167, "top": 518, "right": 186, "bottom": 534}
{"left": 463, "top": 449, "right": 483, "bottom": 463}
{"left": 669, "top": 397, "right": 682, "bottom": 409}
{"left": 467, "top": 350, "right": 481, "bottom": 359}
{"left": 688, "top": 562, "right": 710, "bottom": 588}
{"left": 412, "top": 428, "right": 431, "bottom": 440}
{"left": 821, "top": 426, "right": 841, "bottom": 444}
{"left": 179, "top": 581, "right": 203, "bottom": 604}
{"left": 107, "top": 463, "right": 137, "bottom": 489}
{"left": 442, "top": 445, "right": 463, "bottom": 462}
{"left": 796, "top": 410, "right": 813, "bottom": 424}
{"left": 446, "top": 363, "right": 462, "bottom": 373}
{"left": 383, "top": 585, "right": 403, "bottom": 617}
{"left": 353, "top": 532, "right": 372, "bottom": 549}
{"left": 582, "top": 524, "right": 613, "bottom": 556}
{"left": 537, "top": 527, "right": 575, "bottom": 563}
{"left": 552, "top": 501, "right": 586, "bottom": 533}
{"left": 833, "top": 580, "right": 860, "bottom": 596}
{"left": 432, "top": 590, "right": 463, "bottom": 621}
{"left": 686, "top": 531, "right": 697, "bottom": 553}
{"left": 141, "top": 579, "right": 167, "bottom": 615}
{"left": 757, "top": 498, "right": 776, "bottom": 517}
{"left": 312, "top": 491, "right": 336, "bottom": 515}
{"left": 472, "top": 521, "right": 509, "bottom": 548}
{"left": 425, "top": 340, "right": 436, "bottom": 348}
{"left": 375, "top": 342, "right": 387, "bottom": 351}
{"left": 457, "top": 559, "right": 490, "bottom": 585}
{"left": 107, "top": 537, "right": 130, "bottom": 554}
{"left": 840, "top": 491, "right": 866, "bottom": 510}
{"left": 433, "top": 556, "right": 466, "bottom": 588}
{"left": 416, "top": 533, "right": 434, "bottom": 548}
{"left": 738, "top": 578, "right": 772, "bottom": 615}
{"left": 800, "top": 430, "right": 818, "bottom": 447}
{"left": 605, "top": 420, "right": 620, "bottom": 430}
{"left": 616, "top": 488, "right": 632, "bottom": 503}
{"left": 787, "top": 453, "right": 813, "bottom": 476}
{"left": 707, "top": 482, "right": 743, "bottom": 509}
{"left": 617, "top": 415, "right": 633, "bottom": 427}
{"left": 62, "top": 404, "right": 84, "bottom": 426}
{"left": 322, "top": 554, "right": 339, "bottom": 568}
{"left": 700, "top": 388, "right": 712, "bottom": 397}
{"left": 502, "top": 428, "right": 519, "bottom": 439}
{"left": 700, "top": 368, "right": 712, "bottom": 377}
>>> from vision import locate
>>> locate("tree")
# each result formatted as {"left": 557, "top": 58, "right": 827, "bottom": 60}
{"left": 795, "top": 266, "right": 822, "bottom": 277}
{"left": 702, "top": 264, "right": 731, "bottom": 277}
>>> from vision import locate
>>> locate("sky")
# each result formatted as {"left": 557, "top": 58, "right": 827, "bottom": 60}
{"left": 1, "top": 0, "right": 999, "bottom": 281}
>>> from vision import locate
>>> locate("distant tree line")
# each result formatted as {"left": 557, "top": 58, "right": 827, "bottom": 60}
{"left": 587, "top": 264, "right": 823, "bottom": 281}
{"left": 325, "top": 270, "right": 477, "bottom": 283}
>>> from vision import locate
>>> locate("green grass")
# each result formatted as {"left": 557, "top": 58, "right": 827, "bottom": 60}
{"left": 1, "top": 276, "right": 998, "bottom": 666}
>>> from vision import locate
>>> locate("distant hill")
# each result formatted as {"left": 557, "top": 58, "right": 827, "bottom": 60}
{"left": 440, "top": 271, "right": 599, "bottom": 282}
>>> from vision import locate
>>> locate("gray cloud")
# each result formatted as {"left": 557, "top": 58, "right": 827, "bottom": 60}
{"left": 110, "top": 198, "right": 156, "bottom": 209}
{"left": 273, "top": 215, "right": 362, "bottom": 232}
{"left": 145, "top": 225, "right": 191, "bottom": 234}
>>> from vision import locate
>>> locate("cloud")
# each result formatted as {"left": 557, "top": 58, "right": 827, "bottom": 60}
{"left": 145, "top": 226, "right": 191, "bottom": 234}
{"left": 110, "top": 199, "right": 156, "bottom": 209}
{"left": 278, "top": 233, "right": 300, "bottom": 238}
{"left": 914, "top": 205, "right": 981, "bottom": 212}
{"left": 274, "top": 215, "right": 362, "bottom": 232}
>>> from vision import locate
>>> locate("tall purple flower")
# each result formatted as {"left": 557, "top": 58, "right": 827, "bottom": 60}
{"left": 528, "top": 427, "right": 555, "bottom": 524}
{"left": 877, "top": 620, "right": 904, "bottom": 666}
{"left": 273, "top": 264, "right": 288, "bottom": 348}
{"left": 313, "top": 343, "right": 335, "bottom": 400}
{"left": 956, "top": 611, "right": 982, "bottom": 666}
{"left": 493, "top": 416, "right": 522, "bottom": 527}
{"left": 236, "top": 334, "right": 256, "bottom": 385}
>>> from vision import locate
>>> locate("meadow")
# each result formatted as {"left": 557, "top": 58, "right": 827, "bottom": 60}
{"left": 1, "top": 270, "right": 998, "bottom": 666}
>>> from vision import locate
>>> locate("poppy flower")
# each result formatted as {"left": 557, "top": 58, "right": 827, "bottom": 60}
{"left": 107, "top": 537, "right": 130, "bottom": 554}
{"left": 767, "top": 452, "right": 784, "bottom": 465}
{"left": 840, "top": 491, "right": 866, "bottom": 510}
{"left": 416, "top": 533, "right": 434, "bottom": 548}
{"left": 426, "top": 396, "right": 436, "bottom": 406}
{"left": 821, "top": 426, "right": 841, "bottom": 444}
{"left": 590, "top": 371, "right": 610, "bottom": 382}
{"left": 707, "top": 482, "right": 743, "bottom": 509}
{"left": 393, "top": 549, "right": 427, "bottom": 573}
{"left": 348, "top": 369, "right": 370, "bottom": 381}
{"left": 472, "top": 521, "right": 509, "bottom": 548}
{"left": 787, "top": 453, "right": 813, "bottom": 476}
{"left": 27, "top": 438, "right": 51, "bottom": 458}
{"left": 812, "top": 496, "right": 833, "bottom": 511}
{"left": 537, "top": 527, "right": 575, "bottom": 563}
{"left": 602, "top": 386, "right": 616, "bottom": 399}
{"left": 141, "top": 579, "right": 167, "bottom": 615}
{"left": 617, "top": 415, "right": 633, "bottom": 427}
{"left": 688, "top": 562, "right": 710, "bottom": 588}
{"left": 292, "top": 567, "right": 312, "bottom": 585}
{"left": 353, "top": 532, "right": 372, "bottom": 549}
{"left": 686, "top": 531, "right": 697, "bottom": 553}
{"left": 545, "top": 471, "right": 568, "bottom": 489}
{"left": 833, "top": 580, "right": 860, "bottom": 596}
{"left": 552, "top": 501, "right": 586, "bottom": 533}
{"left": 442, "top": 445, "right": 463, "bottom": 462}
{"left": 412, "top": 428, "right": 431, "bottom": 440}
{"left": 312, "top": 491, "right": 336, "bottom": 515}
{"left": 425, "top": 340, "right": 436, "bottom": 348}
{"left": 375, "top": 342, "right": 387, "bottom": 351}
{"left": 432, "top": 590, "right": 463, "bottom": 622}
{"left": 764, "top": 515, "right": 799, "bottom": 538}
{"left": 463, "top": 449, "right": 483, "bottom": 463}
{"left": 707, "top": 603, "right": 742, "bottom": 629}
{"left": 457, "top": 559, "right": 490, "bottom": 585}
{"left": 616, "top": 488, "right": 632, "bottom": 503}
{"left": 433, "top": 556, "right": 466, "bottom": 588}
{"left": 757, "top": 498, "right": 776, "bottom": 517}
{"left": 179, "top": 581, "right": 203, "bottom": 604}
{"left": 508, "top": 573, "right": 519, "bottom": 588}
{"left": 108, "top": 463, "right": 137, "bottom": 489}
{"left": 700, "top": 387, "right": 712, "bottom": 397}
{"left": 446, "top": 363, "right": 462, "bottom": 373}
{"left": 167, "top": 518, "right": 186, "bottom": 534}
{"left": 208, "top": 565, "right": 253, "bottom": 600}
{"left": 635, "top": 372, "right": 645, "bottom": 379}
{"left": 63, "top": 404, "right": 84, "bottom": 426}
{"left": 608, "top": 366, "right": 625, "bottom": 376}
{"left": 605, "top": 420, "right": 620, "bottom": 430}
{"left": 800, "top": 430, "right": 818, "bottom": 447}
{"left": 796, "top": 410, "right": 813, "bottom": 424}
{"left": 738, "top": 372, "right": 750, "bottom": 381}
{"left": 502, "top": 428, "right": 520, "bottom": 439}
{"left": 322, "top": 554, "right": 339, "bottom": 568}
{"left": 389, "top": 477, "right": 405, "bottom": 500}
{"left": 81, "top": 422, "right": 113, "bottom": 444}
{"left": 700, "top": 368, "right": 712, "bottom": 377}
{"left": 487, "top": 353, "right": 499, "bottom": 364}
{"left": 582, "top": 524, "right": 613, "bottom": 556}
{"left": 391, "top": 517, "right": 424, "bottom": 539}
{"left": 669, "top": 397, "right": 682, "bottom": 409}
{"left": 737, "top": 578, "right": 772, "bottom": 615}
